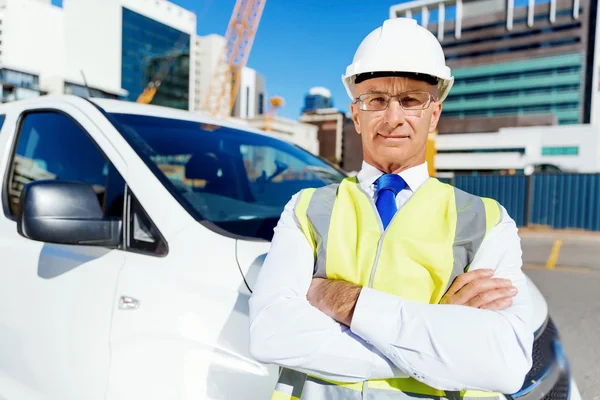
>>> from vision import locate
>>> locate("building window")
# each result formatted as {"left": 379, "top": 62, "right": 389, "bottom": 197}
{"left": 542, "top": 146, "right": 579, "bottom": 156}
{"left": 258, "top": 93, "right": 264, "bottom": 115}
{"left": 441, "top": 111, "right": 461, "bottom": 117}
{"left": 121, "top": 7, "right": 190, "bottom": 110}
{"left": 493, "top": 90, "right": 520, "bottom": 98}
{"left": 522, "top": 104, "right": 552, "bottom": 112}
{"left": 465, "top": 93, "right": 488, "bottom": 100}
{"left": 246, "top": 86, "right": 250, "bottom": 117}
{"left": 464, "top": 76, "right": 489, "bottom": 84}
{"left": 0, "top": 68, "right": 39, "bottom": 90}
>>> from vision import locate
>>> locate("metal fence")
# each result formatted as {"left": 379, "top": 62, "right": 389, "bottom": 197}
{"left": 441, "top": 174, "right": 600, "bottom": 231}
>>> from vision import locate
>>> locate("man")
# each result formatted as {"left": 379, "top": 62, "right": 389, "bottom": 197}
{"left": 249, "top": 18, "right": 534, "bottom": 399}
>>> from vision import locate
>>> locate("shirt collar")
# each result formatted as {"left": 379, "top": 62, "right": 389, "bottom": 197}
{"left": 356, "top": 161, "right": 430, "bottom": 193}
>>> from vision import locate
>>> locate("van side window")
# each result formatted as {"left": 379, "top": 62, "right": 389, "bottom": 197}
{"left": 127, "top": 192, "right": 168, "bottom": 256}
{"left": 7, "top": 112, "right": 125, "bottom": 218}
{"left": 0, "top": 115, "right": 6, "bottom": 132}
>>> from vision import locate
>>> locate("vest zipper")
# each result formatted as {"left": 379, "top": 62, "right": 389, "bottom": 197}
{"left": 360, "top": 178, "right": 430, "bottom": 288}
{"left": 355, "top": 179, "right": 430, "bottom": 400}
{"left": 356, "top": 185, "right": 399, "bottom": 289}
{"left": 355, "top": 185, "right": 381, "bottom": 400}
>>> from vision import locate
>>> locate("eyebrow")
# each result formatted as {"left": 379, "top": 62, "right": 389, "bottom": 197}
{"left": 361, "top": 89, "right": 431, "bottom": 95}
{"left": 362, "top": 87, "right": 385, "bottom": 93}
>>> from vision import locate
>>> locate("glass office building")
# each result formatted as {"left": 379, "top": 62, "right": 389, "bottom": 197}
{"left": 121, "top": 7, "right": 190, "bottom": 110}
{"left": 444, "top": 53, "right": 583, "bottom": 125}
{"left": 302, "top": 94, "right": 333, "bottom": 113}
{"left": 391, "top": 0, "right": 597, "bottom": 132}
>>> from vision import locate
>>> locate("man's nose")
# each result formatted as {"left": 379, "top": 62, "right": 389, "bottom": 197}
{"left": 384, "top": 97, "right": 406, "bottom": 128}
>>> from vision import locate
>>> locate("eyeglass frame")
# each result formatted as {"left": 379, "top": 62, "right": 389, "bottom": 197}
{"left": 353, "top": 90, "right": 438, "bottom": 112}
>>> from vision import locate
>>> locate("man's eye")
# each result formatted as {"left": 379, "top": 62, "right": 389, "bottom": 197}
{"left": 369, "top": 97, "right": 387, "bottom": 104}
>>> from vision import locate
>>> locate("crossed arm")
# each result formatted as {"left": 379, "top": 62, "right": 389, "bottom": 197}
{"left": 248, "top": 194, "right": 535, "bottom": 393}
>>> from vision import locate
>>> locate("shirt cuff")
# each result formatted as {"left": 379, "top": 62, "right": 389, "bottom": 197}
{"left": 350, "top": 287, "right": 403, "bottom": 347}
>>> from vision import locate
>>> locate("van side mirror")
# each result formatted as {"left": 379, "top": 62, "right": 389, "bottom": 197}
{"left": 17, "top": 180, "right": 122, "bottom": 247}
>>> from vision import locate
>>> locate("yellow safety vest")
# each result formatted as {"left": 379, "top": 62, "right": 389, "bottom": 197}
{"left": 271, "top": 176, "right": 504, "bottom": 400}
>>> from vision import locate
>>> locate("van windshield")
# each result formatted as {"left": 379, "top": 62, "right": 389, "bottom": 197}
{"left": 108, "top": 113, "right": 346, "bottom": 241}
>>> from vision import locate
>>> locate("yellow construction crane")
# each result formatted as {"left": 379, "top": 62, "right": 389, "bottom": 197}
{"left": 202, "top": 0, "right": 266, "bottom": 118}
{"left": 136, "top": 35, "right": 189, "bottom": 104}
{"left": 136, "top": 83, "right": 158, "bottom": 104}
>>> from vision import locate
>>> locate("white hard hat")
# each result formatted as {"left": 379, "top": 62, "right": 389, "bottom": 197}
{"left": 342, "top": 18, "right": 454, "bottom": 102}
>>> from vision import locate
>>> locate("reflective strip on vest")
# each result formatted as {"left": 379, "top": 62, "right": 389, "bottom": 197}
{"left": 275, "top": 177, "right": 503, "bottom": 399}
{"left": 271, "top": 368, "right": 306, "bottom": 400}
{"left": 448, "top": 188, "right": 501, "bottom": 292}
{"left": 293, "top": 187, "right": 317, "bottom": 257}
{"left": 306, "top": 184, "right": 337, "bottom": 278}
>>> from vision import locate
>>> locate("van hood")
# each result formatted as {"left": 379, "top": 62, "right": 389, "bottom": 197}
{"left": 235, "top": 239, "right": 549, "bottom": 332}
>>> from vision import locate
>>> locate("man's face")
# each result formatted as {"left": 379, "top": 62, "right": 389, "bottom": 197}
{"left": 350, "top": 76, "right": 442, "bottom": 172}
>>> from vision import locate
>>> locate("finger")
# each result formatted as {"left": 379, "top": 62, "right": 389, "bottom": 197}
{"left": 451, "top": 278, "right": 513, "bottom": 305}
{"left": 445, "top": 269, "right": 494, "bottom": 296}
{"left": 466, "top": 286, "right": 518, "bottom": 308}
{"left": 480, "top": 297, "right": 514, "bottom": 310}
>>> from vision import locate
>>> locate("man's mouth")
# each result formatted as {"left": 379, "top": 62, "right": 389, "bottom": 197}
{"left": 378, "top": 133, "right": 410, "bottom": 141}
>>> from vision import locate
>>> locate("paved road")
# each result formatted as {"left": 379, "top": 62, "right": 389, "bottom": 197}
{"left": 520, "top": 231, "right": 600, "bottom": 400}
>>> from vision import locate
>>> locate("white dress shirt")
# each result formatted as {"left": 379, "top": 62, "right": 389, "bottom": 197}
{"left": 249, "top": 161, "right": 534, "bottom": 394}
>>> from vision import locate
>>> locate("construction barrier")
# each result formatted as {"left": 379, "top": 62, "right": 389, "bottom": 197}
{"left": 442, "top": 173, "right": 600, "bottom": 231}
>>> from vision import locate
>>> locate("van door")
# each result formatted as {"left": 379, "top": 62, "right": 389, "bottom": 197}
{"left": 0, "top": 106, "right": 127, "bottom": 400}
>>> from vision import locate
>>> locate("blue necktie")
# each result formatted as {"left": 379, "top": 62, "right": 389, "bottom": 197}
{"left": 375, "top": 174, "right": 407, "bottom": 230}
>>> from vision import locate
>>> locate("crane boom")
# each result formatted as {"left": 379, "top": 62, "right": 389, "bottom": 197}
{"left": 203, "top": 0, "right": 266, "bottom": 118}
{"left": 136, "top": 34, "right": 189, "bottom": 105}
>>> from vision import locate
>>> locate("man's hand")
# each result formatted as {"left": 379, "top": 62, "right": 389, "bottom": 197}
{"left": 440, "top": 269, "right": 517, "bottom": 310}
{"left": 307, "top": 278, "right": 361, "bottom": 326}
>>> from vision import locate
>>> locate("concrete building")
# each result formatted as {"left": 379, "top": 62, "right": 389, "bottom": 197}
{"left": 341, "top": 116, "right": 363, "bottom": 173}
{"left": 232, "top": 67, "right": 266, "bottom": 119}
{"left": 194, "top": 34, "right": 228, "bottom": 113}
{"left": 300, "top": 110, "right": 344, "bottom": 165}
{"left": 299, "top": 87, "right": 362, "bottom": 171}
{"left": 0, "top": 0, "right": 64, "bottom": 102}
{"left": 299, "top": 108, "right": 361, "bottom": 171}
{"left": 436, "top": 124, "right": 600, "bottom": 174}
{"left": 245, "top": 116, "right": 320, "bottom": 155}
{"left": 0, "top": 0, "right": 196, "bottom": 110}
{"left": 391, "top": 0, "right": 598, "bottom": 129}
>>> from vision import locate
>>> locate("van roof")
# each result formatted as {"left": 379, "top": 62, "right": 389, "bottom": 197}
{"left": 91, "top": 98, "right": 270, "bottom": 137}
{"left": 0, "top": 95, "right": 270, "bottom": 138}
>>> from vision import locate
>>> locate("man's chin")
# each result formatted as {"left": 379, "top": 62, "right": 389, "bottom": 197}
{"left": 378, "top": 144, "right": 410, "bottom": 156}
{"left": 373, "top": 147, "right": 410, "bottom": 163}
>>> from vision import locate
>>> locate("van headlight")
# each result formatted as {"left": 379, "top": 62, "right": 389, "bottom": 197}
{"left": 511, "top": 317, "right": 571, "bottom": 399}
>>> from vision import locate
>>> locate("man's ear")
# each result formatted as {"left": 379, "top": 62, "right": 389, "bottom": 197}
{"left": 351, "top": 102, "right": 361, "bottom": 134}
{"left": 429, "top": 101, "right": 442, "bottom": 133}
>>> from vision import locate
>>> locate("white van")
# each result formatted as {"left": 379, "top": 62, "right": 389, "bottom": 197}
{"left": 0, "top": 95, "right": 581, "bottom": 400}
